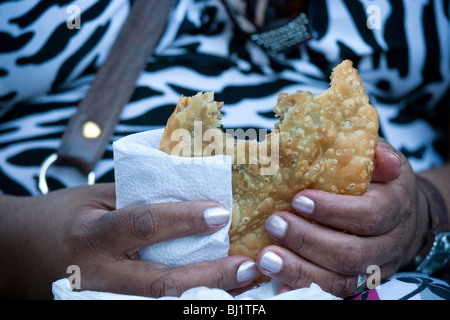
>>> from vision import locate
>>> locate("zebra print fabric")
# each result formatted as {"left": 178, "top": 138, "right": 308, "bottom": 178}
{"left": 0, "top": 0, "right": 449, "bottom": 196}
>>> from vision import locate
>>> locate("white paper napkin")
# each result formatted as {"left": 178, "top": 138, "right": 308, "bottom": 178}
{"left": 52, "top": 278, "right": 340, "bottom": 300}
{"left": 113, "top": 128, "right": 233, "bottom": 267}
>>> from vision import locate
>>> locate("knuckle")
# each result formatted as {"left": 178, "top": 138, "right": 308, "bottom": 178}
{"left": 290, "top": 228, "right": 310, "bottom": 254}
{"left": 181, "top": 203, "right": 202, "bottom": 229}
{"left": 161, "top": 276, "right": 183, "bottom": 297}
{"left": 150, "top": 272, "right": 183, "bottom": 297}
{"left": 339, "top": 240, "right": 365, "bottom": 274}
{"left": 215, "top": 271, "right": 226, "bottom": 289}
{"left": 128, "top": 205, "right": 157, "bottom": 241}
{"left": 281, "top": 256, "right": 311, "bottom": 289}
{"left": 363, "top": 210, "right": 383, "bottom": 235}
{"left": 328, "top": 276, "right": 357, "bottom": 298}
{"left": 360, "top": 195, "right": 385, "bottom": 233}
{"left": 289, "top": 262, "right": 306, "bottom": 287}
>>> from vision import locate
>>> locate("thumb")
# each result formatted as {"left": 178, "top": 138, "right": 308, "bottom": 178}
{"left": 372, "top": 138, "right": 402, "bottom": 183}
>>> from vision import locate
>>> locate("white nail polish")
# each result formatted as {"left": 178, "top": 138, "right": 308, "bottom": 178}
{"left": 203, "top": 206, "right": 230, "bottom": 226}
{"left": 292, "top": 195, "right": 315, "bottom": 214}
{"left": 236, "top": 261, "right": 259, "bottom": 283}
{"left": 265, "top": 215, "right": 287, "bottom": 238}
{"left": 259, "top": 251, "right": 283, "bottom": 274}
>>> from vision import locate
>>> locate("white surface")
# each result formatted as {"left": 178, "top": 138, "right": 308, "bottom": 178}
{"left": 113, "top": 129, "right": 232, "bottom": 267}
{"left": 52, "top": 278, "right": 340, "bottom": 300}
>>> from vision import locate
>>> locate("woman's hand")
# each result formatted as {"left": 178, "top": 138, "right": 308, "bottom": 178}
{"left": 258, "top": 138, "right": 429, "bottom": 297}
{"left": 0, "top": 183, "right": 259, "bottom": 299}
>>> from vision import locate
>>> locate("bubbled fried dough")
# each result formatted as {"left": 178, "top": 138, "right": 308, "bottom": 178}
{"left": 159, "top": 60, "right": 379, "bottom": 273}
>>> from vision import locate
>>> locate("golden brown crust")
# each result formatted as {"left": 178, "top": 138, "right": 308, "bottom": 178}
{"left": 159, "top": 92, "right": 224, "bottom": 155}
{"left": 159, "top": 60, "right": 379, "bottom": 277}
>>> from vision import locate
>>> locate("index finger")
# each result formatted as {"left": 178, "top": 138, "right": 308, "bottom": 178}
{"left": 93, "top": 201, "right": 231, "bottom": 256}
{"left": 291, "top": 184, "right": 400, "bottom": 236}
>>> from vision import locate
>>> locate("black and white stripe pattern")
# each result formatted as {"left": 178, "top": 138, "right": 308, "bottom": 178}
{"left": 0, "top": 0, "right": 449, "bottom": 196}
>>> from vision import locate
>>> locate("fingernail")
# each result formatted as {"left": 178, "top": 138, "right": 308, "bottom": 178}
{"left": 386, "top": 150, "right": 402, "bottom": 172}
{"left": 203, "top": 206, "right": 230, "bottom": 226}
{"left": 259, "top": 251, "right": 283, "bottom": 274}
{"left": 236, "top": 261, "right": 260, "bottom": 283}
{"left": 265, "top": 215, "right": 288, "bottom": 238}
{"left": 377, "top": 147, "right": 401, "bottom": 167}
{"left": 292, "top": 195, "right": 315, "bottom": 214}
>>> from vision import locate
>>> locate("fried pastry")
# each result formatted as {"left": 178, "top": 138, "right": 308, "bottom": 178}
{"left": 159, "top": 60, "right": 379, "bottom": 270}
